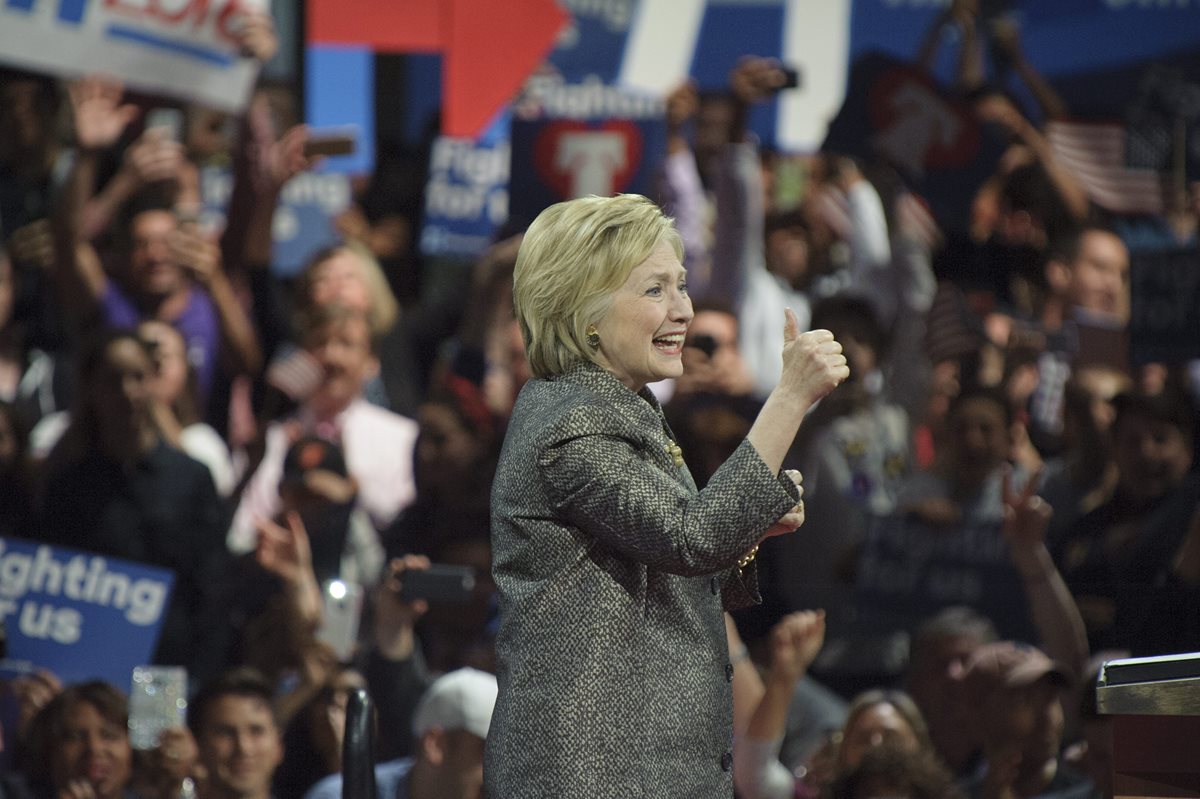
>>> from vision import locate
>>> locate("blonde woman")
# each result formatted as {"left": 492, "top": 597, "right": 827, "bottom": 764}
{"left": 486, "top": 194, "right": 848, "bottom": 798}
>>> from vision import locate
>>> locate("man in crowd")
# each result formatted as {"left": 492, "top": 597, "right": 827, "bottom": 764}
{"left": 304, "top": 667, "right": 497, "bottom": 799}
{"left": 189, "top": 669, "right": 285, "bottom": 799}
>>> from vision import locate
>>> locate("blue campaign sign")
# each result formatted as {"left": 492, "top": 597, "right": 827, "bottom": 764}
{"left": 419, "top": 112, "right": 513, "bottom": 259}
{"left": 508, "top": 103, "right": 667, "bottom": 231}
{"left": 854, "top": 514, "right": 1036, "bottom": 643}
{"left": 200, "top": 166, "right": 350, "bottom": 277}
{"left": 0, "top": 538, "right": 175, "bottom": 689}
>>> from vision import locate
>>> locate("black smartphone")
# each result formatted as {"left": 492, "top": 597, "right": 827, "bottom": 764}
{"left": 778, "top": 66, "right": 801, "bottom": 91}
{"left": 399, "top": 564, "right": 476, "bottom": 604}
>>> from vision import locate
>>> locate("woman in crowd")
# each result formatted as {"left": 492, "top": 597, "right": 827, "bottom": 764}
{"left": 735, "top": 611, "right": 936, "bottom": 799}
{"left": 485, "top": 193, "right": 848, "bottom": 798}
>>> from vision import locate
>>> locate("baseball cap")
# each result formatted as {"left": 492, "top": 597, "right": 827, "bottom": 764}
{"left": 963, "top": 641, "right": 1071, "bottom": 699}
{"left": 412, "top": 668, "right": 498, "bottom": 740}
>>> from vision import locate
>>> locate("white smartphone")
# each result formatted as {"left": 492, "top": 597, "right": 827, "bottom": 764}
{"left": 317, "top": 579, "right": 364, "bottom": 662}
{"left": 128, "top": 665, "right": 188, "bottom": 750}
{"left": 145, "top": 107, "right": 185, "bottom": 143}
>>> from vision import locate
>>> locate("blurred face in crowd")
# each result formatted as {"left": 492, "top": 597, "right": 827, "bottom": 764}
{"left": 907, "top": 633, "right": 981, "bottom": 752}
{"left": 1067, "top": 230, "right": 1129, "bottom": 319}
{"left": 838, "top": 702, "right": 921, "bottom": 771}
{"left": 593, "top": 240, "right": 693, "bottom": 392}
{"left": 197, "top": 694, "right": 284, "bottom": 799}
{"left": 1113, "top": 413, "right": 1192, "bottom": 502}
{"left": 308, "top": 249, "right": 372, "bottom": 316}
{"left": 766, "top": 225, "right": 810, "bottom": 287}
{"left": 681, "top": 310, "right": 742, "bottom": 391}
{"left": 129, "top": 209, "right": 185, "bottom": 299}
{"left": 53, "top": 700, "right": 133, "bottom": 799}
{"left": 304, "top": 313, "right": 378, "bottom": 417}
{"left": 947, "top": 396, "right": 1010, "bottom": 488}
{"left": 982, "top": 679, "right": 1064, "bottom": 781}
{"left": 89, "top": 338, "right": 154, "bottom": 439}
{"left": 427, "top": 728, "right": 487, "bottom": 799}
{"left": 417, "top": 401, "right": 484, "bottom": 493}
{"left": 139, "top": 320, "right": 190, "bottom": 407}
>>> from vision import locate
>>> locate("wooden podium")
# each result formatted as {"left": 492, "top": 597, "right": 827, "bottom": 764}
{"left": 1098, "top": 653, "right": 1200, "bottom": 798}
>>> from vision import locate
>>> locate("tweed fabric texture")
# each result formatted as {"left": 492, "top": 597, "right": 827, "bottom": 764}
{"left": 486, "top": 360, "right": 800, "bottom": 798}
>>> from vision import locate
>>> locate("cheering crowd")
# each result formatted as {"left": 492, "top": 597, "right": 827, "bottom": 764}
{"left": 1, "top": 1, "right": 1198, "bottom": 797}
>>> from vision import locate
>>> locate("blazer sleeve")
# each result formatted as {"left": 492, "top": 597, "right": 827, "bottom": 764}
{"left": 539, "top": 411, "right": 799, "bottom": 577}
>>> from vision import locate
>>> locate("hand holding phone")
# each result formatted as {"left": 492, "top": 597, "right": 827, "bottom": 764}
{"left": 128, "top": 666, "right": 188, "bottom": 750}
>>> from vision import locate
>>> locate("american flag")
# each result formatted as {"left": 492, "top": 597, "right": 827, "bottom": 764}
{"left": 1046, "top": 120, "right": 1165, "bottom": 215}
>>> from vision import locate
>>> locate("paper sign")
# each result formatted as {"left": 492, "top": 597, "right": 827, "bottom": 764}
{"left": 0, "top": 537, "right": 175, "bottom": 688}
{"left": 0, "top": 0, "right": 264, "bottom": 112}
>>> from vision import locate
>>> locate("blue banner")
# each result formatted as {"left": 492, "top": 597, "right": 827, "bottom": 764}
{"left": 0, "top": 538, "right": 175, "bottom": 689}
{"left": 854, "top": 514, "right": 1036, "bottom": 643}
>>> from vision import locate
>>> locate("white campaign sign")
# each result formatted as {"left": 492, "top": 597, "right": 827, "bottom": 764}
{"left": 0, "top": 0, "right": 264, "bottom": 112}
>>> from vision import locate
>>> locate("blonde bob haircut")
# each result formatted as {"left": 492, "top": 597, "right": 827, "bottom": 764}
{"left": 514, "top": 194, "right": 683, "bottom": 379}
{"left": 295, "top": 242, "right": 400, "bottom": 336}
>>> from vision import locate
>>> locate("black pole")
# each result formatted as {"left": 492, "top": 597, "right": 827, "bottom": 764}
{"left": 342, "top": 688, "right": 377, "bottom": 799}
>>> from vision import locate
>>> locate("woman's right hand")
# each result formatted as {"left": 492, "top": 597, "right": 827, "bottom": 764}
{"left": 778, "top": 309, "right": 849, "bottom": 409}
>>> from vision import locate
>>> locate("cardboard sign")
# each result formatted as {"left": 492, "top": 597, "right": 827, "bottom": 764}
{"left": 1130, "top": 248, "right": 1200, "bottom": 366}
{"left": 508, "top": 106, "right": 666, "bottom": 232}
{"left": 0, "top": 537, "right": 175, "bottom": 688}
{"left": 0, "top": 0, "right": 265, "bottom": 112}
{"left": 419, "top": 115, "right": 512, "bottom": 259}
{"left": 854, "top": 514, "right": 1035, "bottom": 642}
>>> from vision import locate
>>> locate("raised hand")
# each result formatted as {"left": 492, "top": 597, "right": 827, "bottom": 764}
{"left": 255, "top": 511, "right": 314, "bottom": 587}
{"left": 1001, "top": 466, "right": 1051, "bottom": 550}
{"left": 124, "top": 128, "right": 185, "bottom": 186}
{"left": 779, "top": 309, "right": 850, "bottom": 408}
{"left": 767, "top": 610, "right": 826, "bottom": 685}
{"left": 68, "top": 76, "right": 138, "bottom": 152}
{"left": 373, "top": 555, "right": 433, "bottom": 660}
{"left": 170, "top": 226, "right": 222, "bottom": 287}
{"left": 729, "top": 56, "right": 789, "bottom": 106}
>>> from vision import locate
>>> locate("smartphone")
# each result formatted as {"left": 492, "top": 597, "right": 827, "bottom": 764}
{"left": 318, "top": 579, "right": 364, "bottom": 662}
{"left": 145, "top": 107, "right": 185, "bottom": 143}
{"left": 128, "top": 665, "right": 188, "bottom": 750}
{"left": 400, "top": 564, "right": 476, "bottom": 604}
{"left": 778, "top": 65, "right": 801, "bottom": 91}
{"left": 303, "top": 133, "right": 357, "bottom": 158}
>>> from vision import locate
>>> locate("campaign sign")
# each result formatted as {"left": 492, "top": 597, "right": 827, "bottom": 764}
{"left": 509, "top": 105, "right": 666, "bottom": 232}
{"left": 419, "top": 116, "right": 512, "bottom": 260}
{"left": 854, "top": 514, "right": 1035, "bottom": 642}
{"left": 0, "top": 0, "right": 265, "bottom": 112}
{"left": 0, "top": 537, "right": 175, "bottom": 688}
{"left": 200, "top": 165, "right": 351, "bottom": 277}
{"left": 1130, "top": 248, "right": 1200, "bottom": 366}
{"left": 824, "top": 52, "right": 1008, "bottom": 234}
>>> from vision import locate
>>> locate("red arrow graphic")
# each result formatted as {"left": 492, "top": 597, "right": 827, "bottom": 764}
{"left": 307, "top": 0, "right": 568, "bottom": 138}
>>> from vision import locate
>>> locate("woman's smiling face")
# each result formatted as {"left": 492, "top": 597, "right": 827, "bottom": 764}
{"left": 593, "top": 240, "right": 693, "bottom": 391}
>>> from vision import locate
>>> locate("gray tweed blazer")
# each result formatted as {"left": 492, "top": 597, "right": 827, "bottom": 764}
{"left": 485, "top": 360, "right": 799, "bottom": 798}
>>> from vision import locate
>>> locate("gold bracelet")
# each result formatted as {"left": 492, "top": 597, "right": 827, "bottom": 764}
{"left": 737, "top": 544, "right": 760, "bottom": 570}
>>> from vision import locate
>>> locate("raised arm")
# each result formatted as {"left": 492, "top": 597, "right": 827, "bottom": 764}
{"left": 52, "top": 77, "right": 139, "bottom": 321}
{"left": 172, "top": 223, "right": 263, "bottom": 376}
{"left": 1002, "top": 469, "right": 1089, "bottom": 680}
{"left": 734, "top": 611, "right": 826, "bottom": 799}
